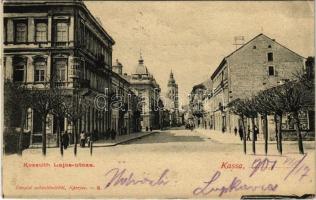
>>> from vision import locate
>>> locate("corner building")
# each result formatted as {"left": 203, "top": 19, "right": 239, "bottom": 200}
{"left": 210, "top": 34, "right": 308, "bottom": 135}
{"left": 3, "top": 0, "right": 115, "bottom": 146}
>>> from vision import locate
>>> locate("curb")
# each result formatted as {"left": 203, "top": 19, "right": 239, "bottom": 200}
{"left": 93, "top": 131, "right": 158, "bottom": 147}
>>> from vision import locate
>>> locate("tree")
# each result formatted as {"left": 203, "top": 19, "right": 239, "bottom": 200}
{"left": 254, "top": 91, "right": 274, "bottom": 155}
{"left": 51, "top": 97, "right": 67, "bottom": 156}
{"left": 276, "top": 81, "right": 309, "bottom": 154}
{"left": 229, "top": 97, "right": 259, "bottom": 155}
{"left": 4, "top": 80, "right": 31, "bottom": 155}
{"left": 63, "top": 96, "right": 87, "bottom": 156}
{"left": 229, "top": 99, "right": 247, "bottom": 154}
{"left": 29, "top": 81, "right": 64, "bottom": 156}
{"left": 256, "top": 87, "right": 285, "bottom": 154}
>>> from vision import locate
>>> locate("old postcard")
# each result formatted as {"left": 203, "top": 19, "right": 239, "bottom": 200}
{"left": 1, "top": 0, "right": 315, "bottom": 199}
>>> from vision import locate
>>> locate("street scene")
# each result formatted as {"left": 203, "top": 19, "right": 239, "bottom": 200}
{"left": 2, "top": 0, "right": 315, "bottom": 199}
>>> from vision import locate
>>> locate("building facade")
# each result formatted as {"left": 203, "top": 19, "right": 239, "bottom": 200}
{"left": 3, "top": 0, "right": 115, "bottom": 146}
{"left": 207, "top": 33, "right": 312, "bottom": 138}
{"left": 128, "top": 55, "right": 162, "bottom": 130}
{"left": 111, "top": 59, "right": 141, "bottom": 135}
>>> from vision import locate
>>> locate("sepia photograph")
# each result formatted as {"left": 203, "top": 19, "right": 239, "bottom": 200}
{"left": 1, "top": 0, "right": 315, "bottom": 199}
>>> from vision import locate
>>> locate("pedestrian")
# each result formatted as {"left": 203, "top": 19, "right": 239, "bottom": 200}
{"left": 62, "top": 131, "right": 69, "bottom": 149}
{"left": 86, "top": 132, "right": 91, "bottom": 147}
{"left": 238, "top": 126, "right": 243, "bottom": 141}
{"left": 80, "top": 131, "right": 86, "bottom": 147}
{"left": 222, "top": 127, "right": 225, "bottom": 133}
{"left": 93, "top": 129, "right": 98, "bottom": 141}
{"left": 234, "top": 127, "right": 238, "bottom": 136}
{"left": 146, "top": 127, "right": 149, "bottom": 132}
{"left": 105, "top": 128, "right": 111, "bottom": 140}
{"left": 247, "top": 125, "right": 251, "bottom": 141}
{"left": 150, "top": 126, "right": 153, "bottom": 132}
{"left": 111, "top": 129, "right": 116, "bottom": 140}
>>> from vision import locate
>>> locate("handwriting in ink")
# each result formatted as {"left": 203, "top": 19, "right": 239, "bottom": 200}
{"left": 104, "top": 168, "right": 169, "bottom": 189}
{"left": 249, "top": 158, "right": 277, "bottom": 177}
{"left": 193, "top": 170, "right": 278, "bottom": 197}
{"left": 284, "top": 154, "right": 310, "bottom": 181}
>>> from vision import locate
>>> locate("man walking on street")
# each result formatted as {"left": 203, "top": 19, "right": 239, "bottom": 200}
{"left": 238, "top": 126, "right": 243, "bottom": 141}
{"left": 234, "top": 127, "right": 237, "bottom": 136}
{"left": 80, "top": 131, "right": 86, "bottom": 148}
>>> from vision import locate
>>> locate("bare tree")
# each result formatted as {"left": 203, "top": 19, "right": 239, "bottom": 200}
{"left": 254, "top": 91, "right": 274, "bottom": 155}
{"left": 229, "top": 99, "right": 248, "bottom": 154}
{"left": 29, "top": 81, "right": 64, "bottom": 156}
{"left": 63, "top": 96, "right": 87, "bottom": 156}
{"left": 4, "top": 80, "right": 31, "bottom": 155}
{"left": 51, "top": 97, "right": 67, "bottom": 156}
{"left": 276, "top": 81, "right": 309, "bottom": 154}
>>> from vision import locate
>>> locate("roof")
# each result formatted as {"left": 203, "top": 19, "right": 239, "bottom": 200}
{"left": 133, "top": 56, "right": 149, "bottom": 75}
{"left": 210, "top": 33, "right": 305, "bottom": 80}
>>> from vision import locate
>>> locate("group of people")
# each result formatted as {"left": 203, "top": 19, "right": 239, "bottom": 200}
{"left": 61, "top": 129, "right": 119, "bottom": 149}
{"left": 234, "top": 125, "right": 259, "bottom": 141}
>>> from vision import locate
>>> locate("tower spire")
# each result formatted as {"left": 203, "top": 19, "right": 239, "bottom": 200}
{"left": 139, "top": 49, "right": 144, "bottom": 64}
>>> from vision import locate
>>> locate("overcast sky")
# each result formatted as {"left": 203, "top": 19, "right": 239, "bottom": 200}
{"left": 85, "top": 1, "right": 314, "bottom": 106}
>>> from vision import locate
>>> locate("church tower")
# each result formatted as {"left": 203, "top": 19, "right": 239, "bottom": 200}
{"left": 167, "top": 70, "right": 179, "bottom": 126}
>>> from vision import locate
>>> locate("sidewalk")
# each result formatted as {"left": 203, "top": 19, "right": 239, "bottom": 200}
{"left": 195, "top": 128, "right": 315, "bottom": 145}
{"left": 91, "top": 130, "right": 159, "bottom": 147}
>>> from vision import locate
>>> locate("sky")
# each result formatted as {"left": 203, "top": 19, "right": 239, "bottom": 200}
{"left": 85, "top": 1, "right": 314, "bottom": 107}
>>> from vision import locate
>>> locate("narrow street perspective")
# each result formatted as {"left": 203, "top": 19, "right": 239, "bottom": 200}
{"left": 2, "top": 0, "right": 315, "bottom": 199}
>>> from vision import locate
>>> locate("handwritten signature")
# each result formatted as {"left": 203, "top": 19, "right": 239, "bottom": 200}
{"left": 104, "top": 168, "right": 169, "bottom": 189}
{"left": 193, "top": 154, "right": 311, "bottom": 197}
{"left": 193, "top": 170, "right": 278, "bottom": 197}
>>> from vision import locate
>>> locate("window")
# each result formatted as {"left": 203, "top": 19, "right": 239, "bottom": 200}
{"left": 35, "top": 21, "right": 47, "bottom": 42}
{"left": 253, "top": 46, "right": 256, "bottom": 49}
{"left": 15, "top": 22, "right": 27, "bottom": 43}
{"left": 268, "top": 66, "right": 274, "bottom": 76}
{"left": 268, "top": 45, "right": 272, "bottom": 48}
{"left": 13, "top": 57, "right": 26, "bottom": 82}
{"left": 80, "top": 22, "right": 85, "bottom": 46}
{"left": 267, "top": 52, "right": 273, "bottom": 61}
{"left": 55, "top": 22, "right": 68, "bottom": 45}
{"left": 54, "top": 58, "right": 67, "bottom": 81}
{"left": 34, "top": 59, "right": 46, "bottom": 82}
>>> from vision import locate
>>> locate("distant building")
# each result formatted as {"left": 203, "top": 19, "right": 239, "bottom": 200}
{"left": 189, "top": 83, "right": 206, "bottom": 128}
{"left": 165, "top": 71, "right": 180, "bottom": 126}
{"left": 3, "top": 0, "right": 115, "bottom": 146}
{"left": 128, "top": 55, "right": 162, "bottom": 130}
{"left": 111, "top": 59, "right": 141, "bottom": 135}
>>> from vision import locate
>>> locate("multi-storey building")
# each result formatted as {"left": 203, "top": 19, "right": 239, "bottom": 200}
{"left": 3, "top": 0, "right": 114, "bottom": 146}
{"left": 112, "top": 59, "right": 141, "bottom": 135}
{"left": 208, "top": 33, "right": 310, "bottom": 136}
{"left": 128, "top": 55, "right": 162, "bottom": 130}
